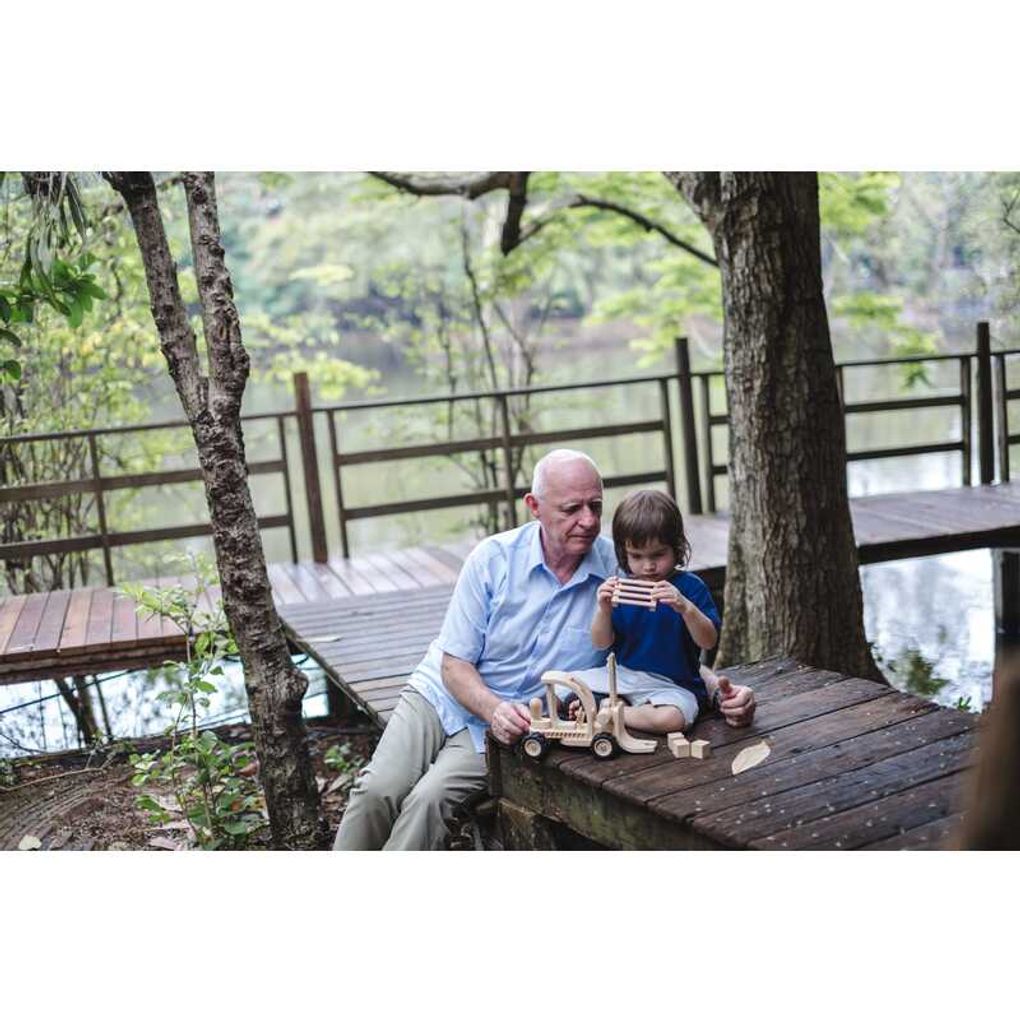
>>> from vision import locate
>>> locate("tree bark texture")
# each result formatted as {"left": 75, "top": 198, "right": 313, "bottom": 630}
{"left": 104, "top": 172, "right": 325, "bottom": 848}
{"left": 666, "top": 172, "right": 883, "bottom": 682}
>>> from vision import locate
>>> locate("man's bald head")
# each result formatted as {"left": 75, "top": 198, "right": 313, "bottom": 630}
{"left": 530, "top": 449, "right": 601, "bottom": 499}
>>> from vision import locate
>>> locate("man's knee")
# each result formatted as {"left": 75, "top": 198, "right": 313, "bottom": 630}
{"left": 401, "top": 757, "right": 486, "bottom": 819}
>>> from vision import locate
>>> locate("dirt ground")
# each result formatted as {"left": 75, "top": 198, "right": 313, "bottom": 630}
{"left": 0, "top": 719, "right": 378, "bottom": 851}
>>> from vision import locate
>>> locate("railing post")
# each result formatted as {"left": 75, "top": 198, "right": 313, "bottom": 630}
{"left": 960, "top": 356, "right": 972, "bottom": 487}
{"left": 293, "top": 372, "right": 328, "bottom": 563}
{"left": 658, "top": 378, "right": 676, "bottom": 502}
{"left": 674, "top": 337, "right": 703, "bottom": 515}
{"left": 276, "top": 417, "right": 299, "bottom": 564}
{"left": 86, "top": 433, "right": 115, "bottom": 586}
{"left": 699, "top": 375, "right": 717, "bottom": 515}
{"left": 977, "top": 322, "right": 995, "bottom": 484}
{"left": 497, "top": 394, "right": 518, "bottom": 530}
{"left": 327, "top": 411, "right": 350, "bottom": 559}
{"left": 995, "top": 353, "right": 1010, "bottom": 483}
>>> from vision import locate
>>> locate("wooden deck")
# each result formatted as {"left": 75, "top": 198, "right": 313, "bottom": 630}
{"left": 488, "top": 657, "right": 977, "bottom": 850}
{"left": 0, "top": 543, "right": 471, "bottom": 687}
{"left": 0, "top": 481, "right": 1018, "bottom": 689}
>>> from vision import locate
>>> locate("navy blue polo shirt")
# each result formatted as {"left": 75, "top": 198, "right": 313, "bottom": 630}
{"left": 610, "top": 571, "right": 720, "bottom": 706}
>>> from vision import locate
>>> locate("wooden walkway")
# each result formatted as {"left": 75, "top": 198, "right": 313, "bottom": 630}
{"left": 0, "top": 481, "right": 1018, "bottom": 689}
{"left": 0, "top": 543, "right": 471, "bottom": 687}
{"left": 489, "top": 657, "right": 977, "bottom": 850}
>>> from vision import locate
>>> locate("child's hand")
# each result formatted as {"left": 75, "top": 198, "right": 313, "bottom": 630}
{"left": 650, "top": 581, "right": 690, "bottom": 615}
{"left": 596, "top": 576, "right": 619, "bottom": 608}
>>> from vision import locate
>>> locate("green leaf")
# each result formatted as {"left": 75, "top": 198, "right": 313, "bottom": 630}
{"left": 2, "top": 360, "right": 22, "bottom": 382}
{"left": 79, "top": 279, "right": 109, "bottom": 301}
{"left": 1, "top": 326, "right": 22, "bottom": 347}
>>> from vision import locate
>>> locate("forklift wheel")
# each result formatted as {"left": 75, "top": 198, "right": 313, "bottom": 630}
{"left": 592, "top": 733, "right": 618, "bottom": 760}
{"left": 521, "top": 733, "right": 548, "bottom": 761}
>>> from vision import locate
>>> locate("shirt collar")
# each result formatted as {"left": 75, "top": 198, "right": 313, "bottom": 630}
{"left": 526, "top": 523, "right": 613, "bottom": 587}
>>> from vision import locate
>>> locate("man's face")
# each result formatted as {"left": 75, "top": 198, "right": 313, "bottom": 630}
{"left": 525, "top": 459, "right": 603, "bottom": 562}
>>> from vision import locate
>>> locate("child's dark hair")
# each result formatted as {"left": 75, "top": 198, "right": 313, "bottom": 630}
{"left": 612, "top": 489, "right": 691, "bottom": 573}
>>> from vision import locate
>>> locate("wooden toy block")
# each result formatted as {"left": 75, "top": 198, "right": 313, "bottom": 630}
{"left": 667, "top": 731, "right": 690, "bottom": 758}
{"left": 690, "top": 739, "right": 711, "bottom": 759}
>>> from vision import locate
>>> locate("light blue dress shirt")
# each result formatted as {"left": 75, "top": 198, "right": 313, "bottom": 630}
{"left": 407, "top": 521, "right": 618, "bottom": 752}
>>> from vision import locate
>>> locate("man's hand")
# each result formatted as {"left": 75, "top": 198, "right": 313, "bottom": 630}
{"left": 490, "top": 700, "right": 532, "bottom": 746}
{"left": 716, "top": 674, "right": 756, "bottom": 727}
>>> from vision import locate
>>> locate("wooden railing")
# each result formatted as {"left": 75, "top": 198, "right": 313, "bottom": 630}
{"left": 0, "top": 322, "right": 1012, "bottom": 580}
{"left": 316, "top": 372, "right": 689, "bottom": 559}
{"left": 695, "top": 324, "right": 1005, "bottom": 511}
{"left": 0, "top": 414, "right": 299, "bottom": 586}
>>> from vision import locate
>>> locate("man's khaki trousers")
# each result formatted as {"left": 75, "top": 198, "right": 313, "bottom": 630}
{"left": 333, "top": 689, "right": 488, "bottom": 851}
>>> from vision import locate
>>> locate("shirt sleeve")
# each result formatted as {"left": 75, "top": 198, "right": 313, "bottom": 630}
{"left": 435, "top": 541, "right": 500, "bottom": 664}
{"left": 680, "top": 573, "right": 721, "bottom": 630}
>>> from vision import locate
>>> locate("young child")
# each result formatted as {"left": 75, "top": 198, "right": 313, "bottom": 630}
{"left": 568, "top": 489, "right": 721, "bottom": 735}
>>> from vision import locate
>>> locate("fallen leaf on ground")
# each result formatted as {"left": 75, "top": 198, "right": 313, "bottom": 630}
{"left": 731, "top": 741, "right": 772, "bottom": 775}
{"left": 18, "top": 834, "right": 42, "bottom": 851}
{"left": 147, "top": 835, "right": 182, "bottom": 851}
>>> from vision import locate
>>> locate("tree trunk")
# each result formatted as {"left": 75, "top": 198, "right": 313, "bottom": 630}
{"left": 104, "top": 171, "right": 325, "bottom": 848}
{"left": 667, "top": 172, "right": 883, "bottom": 682}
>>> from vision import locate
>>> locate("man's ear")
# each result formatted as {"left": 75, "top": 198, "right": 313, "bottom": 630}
{"left": 523, "top": 493, "right": 540, "bottom": 519}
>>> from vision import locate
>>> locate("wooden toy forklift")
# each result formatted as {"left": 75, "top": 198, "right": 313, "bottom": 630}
{"left": 520, "top": 652, "right": 657, "bottom": 761}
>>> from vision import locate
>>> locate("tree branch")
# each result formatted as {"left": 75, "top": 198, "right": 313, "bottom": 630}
{"left": 369, "top": 171, "right": 514, "bottom": 200}
{"left": 371, "top": 170, "right": 718, "bottom": 265}
{"left": 1003, "top": 189, "right": 1020, "bottom": 236}
{"left": 182, "top": 172, "right": 250, "bottom": 416}
{"left": 102, "top": 172, "right": 207, "bottom": 418}
{"left": 500, "top": 171, "right": 530, "bottom": 254}
{"left": 568, "top": 193, "right": 716, "bottom": 266}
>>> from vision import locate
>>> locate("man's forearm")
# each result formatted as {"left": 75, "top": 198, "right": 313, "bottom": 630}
{"left": 441, "top": 652, "right": 503, "bottom": 722}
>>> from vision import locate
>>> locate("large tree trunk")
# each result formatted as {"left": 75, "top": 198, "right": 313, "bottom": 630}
{"left": 667, "top": 172, "right": 883, "bottom": 682}
{"left": 104, "top": 171, "right": 324, "bottom": 848}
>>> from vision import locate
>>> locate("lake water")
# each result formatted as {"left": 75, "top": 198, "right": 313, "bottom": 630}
{"left": 0, "top": 335, "right": 1010, "bottom": 754}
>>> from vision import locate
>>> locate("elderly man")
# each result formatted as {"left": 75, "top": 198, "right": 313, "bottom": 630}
{"left": 334, "top": 449, "right": 755, "bottom": 850}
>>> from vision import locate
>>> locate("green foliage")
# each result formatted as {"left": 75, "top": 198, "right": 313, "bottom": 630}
{"left": 819, "top": 172, "right": 900, "bottom": 238}
{"left": 123, "top": 554, "right": 267, "bottom": 850}
{"left": 0, "top": 173, "right": 108, "bottom": 381}
{"left": 880, "top": 643, "right": 950, "bottom": 699}
{"left": 242, "top": 310, "right": 380, "bottom": 400}
{"left": 954, "top": 695, "right": 975, "bottom": 713}
{"left": 829, "top": 292, "right": 938, "bottom": 387}
{"left": 322, "top": 740, "right": 365, "bottom": 798}
{"left": 324, "top": 740, "right": 362, "bottom": 774}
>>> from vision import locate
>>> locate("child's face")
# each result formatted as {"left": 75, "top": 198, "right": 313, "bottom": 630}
{"left": 623, "top": 540, "right": 677, "bottom": 581}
